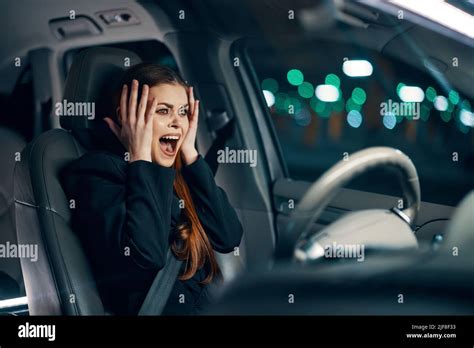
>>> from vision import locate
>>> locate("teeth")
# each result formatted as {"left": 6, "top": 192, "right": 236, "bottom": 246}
{"left": 161, "top": 135, "right": 179, "bottom": 140}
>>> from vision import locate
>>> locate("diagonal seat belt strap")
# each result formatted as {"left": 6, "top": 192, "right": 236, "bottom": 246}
{"left": 138, "top": 249, "right": 183, "bottom": 315}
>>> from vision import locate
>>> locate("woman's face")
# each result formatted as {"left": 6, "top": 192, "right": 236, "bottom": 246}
{"left": 149, "top": 83, "right": 189, "bottom": 167}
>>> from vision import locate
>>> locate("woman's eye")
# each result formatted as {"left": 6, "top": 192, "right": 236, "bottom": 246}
{"left": 157, "top": 108, "right": 169, "bottom": 115}
{"left": 179, "top": 109, "right": 189, "bottom": 116}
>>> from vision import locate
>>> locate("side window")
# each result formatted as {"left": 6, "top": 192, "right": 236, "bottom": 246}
{"left": 247, "top": 41, "right": 473, "bottom": 206}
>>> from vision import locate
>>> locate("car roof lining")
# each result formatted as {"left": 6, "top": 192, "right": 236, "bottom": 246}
{"left": 0, "top": 0, "right": 472, "bottom": 99}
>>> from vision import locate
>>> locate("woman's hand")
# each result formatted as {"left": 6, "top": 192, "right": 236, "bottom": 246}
{"left": 181, "top": 86, "right": 200, "bottom": 166}
{"left": 104, "top": 80, "right": 158, "bottom": 162}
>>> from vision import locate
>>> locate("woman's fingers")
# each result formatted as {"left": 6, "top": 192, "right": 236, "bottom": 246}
{"left": 188, "top": 86, "right": 195, "bottom": 112}
{"left": 191, "top": 99, "right": 199, "bottom": 128}
{"left": 119, "top": 84, "right": 128, "bottom": 125}
{"left": 137, "top": 84, "right": 149, "bottom": 124}
{"left": 146, "top": 96, "right": 158, "bottom": 124}
{"left": 128, "top": 79, "right": 139, "bottom": 123}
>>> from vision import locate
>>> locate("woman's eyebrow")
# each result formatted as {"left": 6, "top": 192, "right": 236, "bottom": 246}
{"left": 155, "top": 102, "right": 189, "bottom": 108}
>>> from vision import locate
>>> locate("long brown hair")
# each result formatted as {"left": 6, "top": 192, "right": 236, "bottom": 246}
{"left": 113, "top": 63, "right": 220, "bottom": 283}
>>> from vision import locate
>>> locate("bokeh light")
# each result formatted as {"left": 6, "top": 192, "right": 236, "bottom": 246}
{"left": 434, "top": 96, "right": 448, "bottom": 111}
{"left": 298, "top": 81, "right": 314, "bottom": 99}
{"left": 262, "top": 90, "right": 275, "bottom": 107}
{"left": 351, "top": 87, "right": 367, "bottom": 105}
{"left": 325, "top": 73, "right": 340, "bottom": 88}
{"left": 287, "top": 69, "right": 304, "bottom": 86}
{"left": 261, "top": 78, "right": 279, "bottom": 94}
{"left": 383, "top": 112, "right": 397, "bottom": 129}
{"left": 347, "top": 110, "right": 362, "bottom": 128}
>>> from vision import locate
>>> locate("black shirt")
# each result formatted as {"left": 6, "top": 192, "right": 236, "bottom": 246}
{"left": 61, "top": 125, "right": 243, "bottom": 315}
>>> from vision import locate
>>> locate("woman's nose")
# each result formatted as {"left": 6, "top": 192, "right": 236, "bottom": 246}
{"left": 169, "top": 111, "right": 182, "bottom": 128}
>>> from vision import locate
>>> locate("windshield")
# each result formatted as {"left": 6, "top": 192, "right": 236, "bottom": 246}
{"left": 247, "top": 30, "right": 473, "bottom": 206}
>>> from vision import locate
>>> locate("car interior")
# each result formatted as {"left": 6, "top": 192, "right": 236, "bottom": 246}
{"left": 0, "top": 0, "right": 473, "bottom": 316}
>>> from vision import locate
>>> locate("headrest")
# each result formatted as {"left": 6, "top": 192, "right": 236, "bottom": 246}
{"left": 60, "top": 47, "right": 141, "bottom": 131}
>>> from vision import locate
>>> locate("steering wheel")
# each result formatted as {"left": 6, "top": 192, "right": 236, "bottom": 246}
{"left": 276, "top": 147, "right": 421, "bottom": 262}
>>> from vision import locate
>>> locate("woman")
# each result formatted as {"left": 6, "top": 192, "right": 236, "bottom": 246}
{"left": 61, "top": 63, "right": 243, "bottom": 315}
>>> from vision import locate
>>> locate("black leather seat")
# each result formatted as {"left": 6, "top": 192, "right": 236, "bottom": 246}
{"left": 13, "top": 47, "right": 141, "bottom": 315}
{"left": 0, "top": 127, "right": 26, "bottom": 299}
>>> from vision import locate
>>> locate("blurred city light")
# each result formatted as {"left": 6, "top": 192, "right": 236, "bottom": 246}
{"left": 342, "top": 60, "right": 373, "bottom": 77}
{"left": 263, "top": 90, "right": 275, "bottom": 107}
{"left": 298, "top": 81, "right": 314, "bottom": 99}
{"left": 426, "top": 86, "right": 437, "bottom": 102}
{"left": 294, "top": 108, "right": 312, "bottom": 127}
{"left": 448, "top": 90, "right": 460, "bottom": 105}
{"left": 287, "top": 69, "right": 304, "bottom": 86}
{"left": 347, "top": 110, "right": 362, "bottom": 128}
{"left": 440, "top": 111, "right": 452, "bottom": 122}
{"left": 460, "top": 109, "right": 474, "bottom": 127}
{"left": 325, "top": 73, "right": 341, "bottom": 88}
{"left": 351, "top": 87, "right": 367, "bottom": 105}
{"left": 396, "top": 82, "right": 406, "bottom": 95}
{"left": 261, "top": 78, "right": 279, "bottom": 93}
{"left": 434, "top": 96, "right": 448, "bottom": 111}
{"left": 399, "top": 86, "right": 425, "bottom": 102}
{"left": 315, "top": 84, "right": 339, "bottom": 102}
{"left": 383, "top": 112, "right": 397, "bottom": 129}
{"left": 345, "top": 98, "right": 361, "bottom": 112}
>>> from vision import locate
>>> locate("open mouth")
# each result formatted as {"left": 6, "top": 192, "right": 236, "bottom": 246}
{"left": 159, "top": 134, "right": 180, "bottom": 157}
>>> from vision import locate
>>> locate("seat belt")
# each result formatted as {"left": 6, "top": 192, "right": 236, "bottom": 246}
{"left": 204, "top": 110, "right": 235, "bottom": 176}
{"left": 138, "top": 249, "right": 183, "bottom": 315}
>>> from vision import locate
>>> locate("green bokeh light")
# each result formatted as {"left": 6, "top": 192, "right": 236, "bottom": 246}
{"left": 440, "top": 111, "right": 452, "bottom": 122}
{"left": 448, "top": 90, "right": 460, "bottom": 105}
{"left": 325, "top": 74, "right": 340, "bottom": 88}
{"left": 319, "top": 102, "right": 332, "bottom": 118}
{"left": 447, "top": 101, "right": 455, "bottom": 112}
{"left": 275, "top": 92, "right": 288, "bottom": 113}
{"left": 352, "top": 87, "right": 367, "bottom": 105}
{"left": 461, "top": 99, "right": 471, "bottom": 111}
{"left": 287, "top": 69, "right": 304, "bottom": 86}
{"left": 298, "top": 81, "right": 314, "bottom": 99}
{"left": 316, "top": 101, "right": 326, "bottom": 114}
{"left": 261, "top": 78, "right": 279, "bottom": 94}
{"left": 426, "top": 87, "right": 437, "bottom": 102}
{"left": 345, "top": 98, "right": 362, "bottom": 112}
{"left": 333, "top": 98, "right": 345, "bottom": 112}
{"left": 420, "top": 104, "right": 430, "bottom": 121}
{"left": 396, "top": 83, "right": 406, "bottom": 96}
{"left": 310, "top": 96, "right": 319, "bottom": 112}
